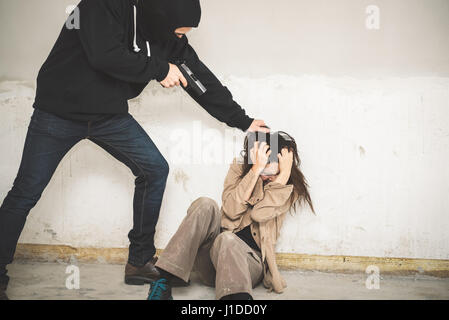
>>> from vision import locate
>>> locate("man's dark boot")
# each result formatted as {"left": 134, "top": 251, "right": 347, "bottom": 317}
{"left": 125, "top": 256, "right": 190, "bottom": 287}
{"left": 125, "top": 257, "right": 161, "bottom": 285}
{"left": 0, "top": 283, "right": 8, "bottom": 300}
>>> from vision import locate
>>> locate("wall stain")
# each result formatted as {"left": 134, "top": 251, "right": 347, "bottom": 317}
{"left": 173, "top": 168, "right": 190, "bottom": 192}
{"left": 359, "top": 146, "right": 366, "bottom": 157}
{"left": 44, "top": 228, "right": 57, "bottom": 240}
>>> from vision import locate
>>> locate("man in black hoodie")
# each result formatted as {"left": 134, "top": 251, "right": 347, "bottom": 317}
{"left": 0, "top": 0, "right": 269, "bottom": 299}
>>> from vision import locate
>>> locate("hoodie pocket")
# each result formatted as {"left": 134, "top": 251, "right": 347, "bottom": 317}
{"left": 63, "top": 72, "right": 123, "bottom": 111}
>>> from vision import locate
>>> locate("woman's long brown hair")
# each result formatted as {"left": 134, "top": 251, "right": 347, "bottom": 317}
{"left": 240, "top": 131, "right": 315, "bottom": 214}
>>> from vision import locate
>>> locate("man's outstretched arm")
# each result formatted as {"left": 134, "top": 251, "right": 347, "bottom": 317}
{"left": 170, "top": 36, "right": 269, "bottom": 132}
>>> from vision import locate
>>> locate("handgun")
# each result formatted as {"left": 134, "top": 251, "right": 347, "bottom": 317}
{"left": 177, "top": 62, "right": 207, "bottom": 97}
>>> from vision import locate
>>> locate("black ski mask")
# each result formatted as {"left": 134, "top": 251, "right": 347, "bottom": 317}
{"left": 137, "top": 0, "right": 202, "bottom": 44}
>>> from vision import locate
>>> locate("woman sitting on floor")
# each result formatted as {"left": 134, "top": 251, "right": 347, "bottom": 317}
{"left": 148, "top": 130, "right": 315, "bottom": 300}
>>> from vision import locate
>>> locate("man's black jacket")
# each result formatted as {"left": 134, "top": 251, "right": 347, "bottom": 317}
{"left": 34, "top": 0, "right": 253, "bottom": 131}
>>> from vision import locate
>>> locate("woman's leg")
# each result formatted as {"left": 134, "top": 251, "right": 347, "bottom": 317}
{"left": 210, "top": 231, "right": 264, "bottom": 300}
{"left": 155, "top": 197, "right": 221, "bottom": 283}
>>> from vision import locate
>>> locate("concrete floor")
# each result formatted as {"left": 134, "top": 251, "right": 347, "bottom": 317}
{"left": 4, "top": 261, "right": 449, "bottom": 300}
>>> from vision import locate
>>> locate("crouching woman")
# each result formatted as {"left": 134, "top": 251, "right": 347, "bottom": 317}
{"left": 148, "top": 131, "right": 315, "bottom": 300}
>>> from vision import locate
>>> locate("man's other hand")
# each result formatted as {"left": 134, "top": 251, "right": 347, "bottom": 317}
{"left": 248, "top": 120, "right": 270, "bottom": 133}
{"left": 160, "top": 63, "right": 188, "bottom": 88}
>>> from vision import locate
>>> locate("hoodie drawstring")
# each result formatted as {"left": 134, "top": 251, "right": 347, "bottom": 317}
{"left": 133, "top": 5, "right": 151, "bottom": 57}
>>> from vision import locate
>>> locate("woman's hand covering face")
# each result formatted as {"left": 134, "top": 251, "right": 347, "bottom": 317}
{"left": 278, "top": 148, "right": 293, "bottom": 175}
{"left": 250, "top": 141, "right": 271, "bottom": 175}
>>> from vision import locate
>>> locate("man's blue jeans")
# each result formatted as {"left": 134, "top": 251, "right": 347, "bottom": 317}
{"left": 0, "top": 109, "right": 169, "bottom": 285}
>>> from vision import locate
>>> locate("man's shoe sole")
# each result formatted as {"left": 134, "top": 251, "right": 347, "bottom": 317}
{"left": 124, "top": 275, "right": 156, "bottom": 286}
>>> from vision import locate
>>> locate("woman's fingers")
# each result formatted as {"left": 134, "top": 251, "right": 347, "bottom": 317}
{"left": 250, "top": 141, "right": 258, "bottom": 154}
{"left": 278, "top": 150, "right": 287, "bottom": 161}
{"left": 278, "top": 149, "right": 294, "bottom": 170}
{"left": 259, "top": 142, "right": 267, "bottom": 154}
{"left": 250, "top": 141, "right": 258, "bottom": 164}
{"left": 253, "top": 141, "right": 259, "bottom": 152}
{"left": 262, "top": 145, "right": 270, "bottom": 155}
{"left": 249, "top": 151, "right": 255, "bottom": 164}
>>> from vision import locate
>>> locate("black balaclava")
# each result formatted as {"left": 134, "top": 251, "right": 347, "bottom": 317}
{"left": 137, "top": 0, "right": 202, "bottom": 44}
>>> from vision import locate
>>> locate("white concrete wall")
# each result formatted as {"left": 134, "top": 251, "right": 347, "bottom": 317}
{"left": 1, "top": 0, "right": 448, "bottom": 260}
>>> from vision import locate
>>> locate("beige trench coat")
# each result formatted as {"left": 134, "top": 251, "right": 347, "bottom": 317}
{"left": 220, "top": 159, "right": 295, "bottom": 293}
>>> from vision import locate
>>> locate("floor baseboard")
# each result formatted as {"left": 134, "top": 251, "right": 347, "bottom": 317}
{"left": 14, "top": 243, "right": 449, "bottom": 277}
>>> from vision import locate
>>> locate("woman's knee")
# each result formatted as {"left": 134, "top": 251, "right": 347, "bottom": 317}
{"left": 190, "top": 197, "right": 219, "bottom": 212}
{"left": 188, "top": 197, "right": 220, "bottom": 220}
{"left": 213, "top": 231, "right": 238, "bottom": 249}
